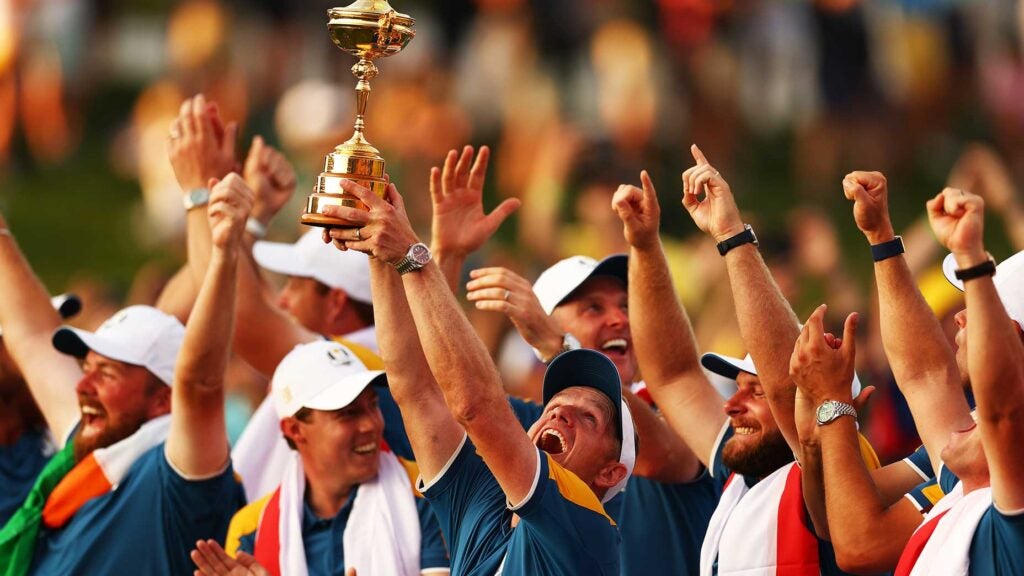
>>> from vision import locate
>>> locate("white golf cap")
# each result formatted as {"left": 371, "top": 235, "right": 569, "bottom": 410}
{"left": 52, "top": 305, "right": 185, "bottom": 386}
{"left": 701, "top": 351, "right": 862, "bottom": 396}
{"left": 0, "top": 294, "right": 81, "bottom": 337}
{"left": 532, "top": 255, "right": 627, "bottom": 315}
{"left": 254, "top": 229, "right": 372, "bottom": 304}
{"left": 271, "top": 340, "right": 387, "bottom": 419}
{"left": 942, "top": 250, "right": 1024, "bottom": 328}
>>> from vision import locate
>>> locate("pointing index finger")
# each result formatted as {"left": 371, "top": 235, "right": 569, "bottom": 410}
{"left": 691, "top": 144, "right": 709, "bottom": 166}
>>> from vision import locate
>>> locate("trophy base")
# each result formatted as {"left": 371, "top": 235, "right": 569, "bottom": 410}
{"left": 300, "top": 212, "right": 362, "bottom": 229}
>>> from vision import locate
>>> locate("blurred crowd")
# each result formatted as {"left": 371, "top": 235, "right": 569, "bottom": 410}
{"left": 4, "top": 0, "right": 1024, "bottom": 463}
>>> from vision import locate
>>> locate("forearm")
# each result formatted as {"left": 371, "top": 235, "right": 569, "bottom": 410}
{"left": 0, "top": 228, "right": 81, "bottom": 437}
{"left": 964, "top": 273, "right": 1024, "bottom": 509}
{"left": 724, "top": 244, "right": 801, "bottom": 448}
{"left": 799, "top": 439, "right": 830, "bottom": 540}
{"left": 186, "top": 208, "right": 213, "bottom": 285}
{"left": 874, "top": 254, "right": 971, "bottom": 466}
{"left": 433, "top": 250, "right": 465, "bottom": 295}
{"left": 154, "top": 265, "right": 197, "bottom": 324}
{"left": 820, "top": 419, "right": 914, "bottom": 573}
{"left": 628, "top": 243, "right": 726, "bottom": 466}
{"left": 1000, "top": 203, "right": 1024, "bottom": 251}
{"left": 625, "top": 387, "right": 702, "bottom": 483}
{"left": 370, "top": 259, "right": 462, "bottom": 479}
{"left": 167, "top": 246, "right": 236, "bottom": 474}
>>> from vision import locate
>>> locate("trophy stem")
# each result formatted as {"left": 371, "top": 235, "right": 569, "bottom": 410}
{"left": 350, "top": 58, "right": 378, "bottom": 142}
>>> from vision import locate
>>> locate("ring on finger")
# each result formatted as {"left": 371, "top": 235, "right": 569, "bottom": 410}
{"left": 713, "top": 170, "right": 720, "bottom": 178}
{"left": 503, "top": 289, "right": 511, "bottom": 301}
{"left": 354, "top": 227, "right": 362, "bottom": 241}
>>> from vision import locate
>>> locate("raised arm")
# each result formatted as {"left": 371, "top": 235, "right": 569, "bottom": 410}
{"left": 843, "top": 172, "right": 972, "bottom": 473}
{"left": 169, "top": 101, "right": 316, "bottom": 376}
{"left": 928, "top": 188, "right": 1024, "bottom": 510}
{"left": 362, "top": 249, "right": 465, "bottom": 480}
{"left": 323, "top": 181, "right": 538, "bottom": 505}
{"left": 681, "top": 144, "right": 802, "bottom": 456}
{"left": 612, "top": 171, "right": 724, "bottom": 472}
{"left": 165, "top": 173, "right": 252, "bottom": 477}
{"left": 790, "top": 306, "right": 923, "bottom": 572}
{"left": 429, "top": 145, "right": 520, "bottom": 293}
{"left": 0, "top": 215, "right": 82, "bottom": 440}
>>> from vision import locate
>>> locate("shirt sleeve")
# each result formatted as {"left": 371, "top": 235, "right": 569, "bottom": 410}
{"left": 902, "top": 444, "right": 934, "bottom": 481}
{"left": 903, "top": 477, "right": 944, "bottom": 514}
{"left": 416, "top": 496, "right": 450, "bottom": 570}
{"left": 158, "top": 448, "right": 247, "bottom": 545}
{"left": 970, "top": 506, "right": 1024, "bottom": 573}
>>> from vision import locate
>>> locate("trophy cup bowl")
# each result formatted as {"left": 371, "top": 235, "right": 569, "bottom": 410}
{"left": 301, "top": 0, "right": 415, "bottom": 228}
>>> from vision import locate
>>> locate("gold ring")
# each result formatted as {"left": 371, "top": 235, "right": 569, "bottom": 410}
{"left": 355, "top": 228, "right": 362, "bottom": 241}
{"left": 503, "top": 289, "right": 511, "bottom": 301}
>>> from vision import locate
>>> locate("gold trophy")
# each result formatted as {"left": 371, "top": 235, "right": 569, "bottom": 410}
{"left": 301, "top": 0, "right": 415, "bottom": 228}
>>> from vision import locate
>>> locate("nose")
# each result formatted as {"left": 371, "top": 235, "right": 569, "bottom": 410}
{"left": 548, "top": 405, "right": 574, "bottom": 427}
{"left": 606, "top": 306, "right": 628, "bottom": 328}
{"left": 954, "top": 309, "right": 967, "bottom": 329}
{"left": 723, "top": 391, "right": 746, "bottom": 417}
{"left": 75, "top": 370, "right": 97, "bottom": 395}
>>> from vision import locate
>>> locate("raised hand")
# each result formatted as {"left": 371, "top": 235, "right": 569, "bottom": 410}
{"left": 168, "top": 94, "right": 238, "bottom": 192}
{"left": 322, "top": 179, "right": 419, "bottom": 265}
{"left": 466, "top": 266, "right": 565, "bottom": 359}
{"left": 925, "top": 187, "right": 986, "bottom": 261}
{"left": 612, "top": 170, "right": 661, "bottom": 251}
{"left": 790, "top": 304, "right": 859, "bottom": 406}
{"left": 680, "top": 144, "right": 745, "bottom": 243}
{"left": 190, "top": 539, "right": 269, "bottom": 576}
{"left": 243, "top": 136, "right": 297, "bottom": 227}
{"left": 842, "top": 171, "right": 895, "bottom": 244}
{"left": 430, "top": 145, "right": 521, "bottom": 257}
{"left": 207, "top": 173, "right": 255, "bottom": 250}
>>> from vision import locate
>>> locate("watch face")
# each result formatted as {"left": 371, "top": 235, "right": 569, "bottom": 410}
{"left": 411, "top": 243, "right": 431, "bottom": 265}
{"left": 816, "top": 402, "right": 835, "bottom": 423}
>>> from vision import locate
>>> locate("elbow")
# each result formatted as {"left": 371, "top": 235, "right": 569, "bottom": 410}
{"left": 834, "top": 539, "right": 895, "bottom": 575}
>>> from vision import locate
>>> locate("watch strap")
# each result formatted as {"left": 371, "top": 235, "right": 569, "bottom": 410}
{"left": 870, "top": 236, "right": 905, "bottom": 262}
{"left": 717, "top": 224, "right": 758, "bottom": 256}
{"left": 817, "top": 400, "right": 857, "bottom": 426}
{"left": 245, "top": 217, "right": 268, "bottom": 239}
{"left": 953, "top": 256, "right": 996, "bottom": 282}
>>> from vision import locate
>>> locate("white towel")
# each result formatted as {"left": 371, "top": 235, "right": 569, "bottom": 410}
{"left": 908, "top": 485, "right": 990, "bottom": 576}
{"left": 272, "top": 449, "right": 421, "bottom": 576}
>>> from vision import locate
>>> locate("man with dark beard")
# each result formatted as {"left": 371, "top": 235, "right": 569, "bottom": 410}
{"left": 615, "top": 149, "right": 876, "bottom": 575}
{"left": 0, "top": 175, "right": 249, "bottom": 574}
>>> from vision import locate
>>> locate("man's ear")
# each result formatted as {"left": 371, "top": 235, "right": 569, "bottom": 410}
{"left": 325, "top": 288, "right": 350, "bottom": 325}
{"left": 148, "top": 385, "right": 172, "bottom": 418}
{"left": 280, "top": 417, "right": 305, "bottom": 447}
{"left": 593, "top": 460, "right": 628, "bottom": 493}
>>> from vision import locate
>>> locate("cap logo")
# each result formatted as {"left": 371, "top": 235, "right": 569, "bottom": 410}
{"left": 326, "top": 346, "right": 355, "bottom": 367}
{"left": 279, "top": 385, "right": 293, "bottom": 404}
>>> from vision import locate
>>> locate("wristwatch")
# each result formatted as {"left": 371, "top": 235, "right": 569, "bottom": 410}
{"left": 183, "top": 187, "right": 211, "bottom": 211}
{"left": 815, "top": 400, "right": 857, "bottom": 426}
{"left": 717, "top": 224, "right": 758, "bottom": 256}
{"left": 395, "top": 243, "right": 432, "bottom": 275}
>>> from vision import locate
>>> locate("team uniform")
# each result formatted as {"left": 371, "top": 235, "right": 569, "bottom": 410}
{"left": 0, "top": 427, "right": 53, "bottom": 527}
{"left": 420, "top": 434, "right": 620, "bottom": 575}
{"left": 700, "top": 424, "right": 875, "bottom": 576}
{"left": 895, "top": 466, "right": 1024, "bottom": 575}
{"left": 229, "top": 467, "right": 450, "bottom": 575}
{"left": 30, "top": 442, "right": 244, "bottom": 575}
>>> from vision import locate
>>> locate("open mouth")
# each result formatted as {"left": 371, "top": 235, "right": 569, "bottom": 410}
{"left": 537, "top": 429, "right": 567, "bottom": 455}
{"left": 733, "top": 426, "right": 758, "bottom": 436}
{"left": 353, "top": 442, "right": 378, "bottom": 456}
{"left": 81, "top": 405, "right": 106, "bottom": 428}
{"left": 601, "top": 338, "right": 629, "bottom": 356}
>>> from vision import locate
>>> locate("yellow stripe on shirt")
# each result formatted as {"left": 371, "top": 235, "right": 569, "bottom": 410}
{"left": 546, "top": 454, "right": 615, "bottom": 526}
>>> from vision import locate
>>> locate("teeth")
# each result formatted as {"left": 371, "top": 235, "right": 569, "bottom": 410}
{"left": 602, "top": 339, "right": 628, "bottom": 351}
{"left": 353, "top": 443, "right": 377, "bottom": 454}
{"left": 81, "top": 406, "right": 102, "bottom": 416}
{"left": 543, "top": 429, "right": 567, "bottom": 453}
{"left": 734, "top": 426, "right": 756, "bottom": 436}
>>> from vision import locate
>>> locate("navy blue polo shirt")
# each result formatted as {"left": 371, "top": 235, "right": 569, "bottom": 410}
{"left": 0, "top": 427, "right": 53, "bottom": 527}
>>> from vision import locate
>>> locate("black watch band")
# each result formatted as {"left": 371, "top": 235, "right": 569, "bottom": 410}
{"left": 716, "top": 224, "right": 758, "bottom": 256}
{"left": 953, "top": 255, "right": 996, "bottom": 282}
{"left": 870, "top": 236, "right": 905, "bottom": 262}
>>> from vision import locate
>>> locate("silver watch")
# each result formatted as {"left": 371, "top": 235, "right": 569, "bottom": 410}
{"left": 183, "top": 187, "right": 210, "bottom": 211}
{"left": 815, "top": 399, "right": 857, "bottom": 426}
{"left": 395, "top": 242, "right": 431, "bottom": 275}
